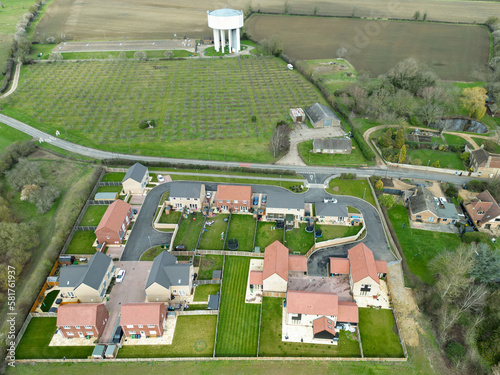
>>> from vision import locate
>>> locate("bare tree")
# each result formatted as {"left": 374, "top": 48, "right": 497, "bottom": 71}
{"left": 269, "top": 123, "right": 291, "bottom": 158}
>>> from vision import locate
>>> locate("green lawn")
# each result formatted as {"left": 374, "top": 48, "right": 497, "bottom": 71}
{"left": 193, "top": 284, "right": 220, "bottom": 302}
{"left": 140, "top": 246, "right": 168, "bottom": 261}
{"left": 101, "top": 172, "right": 125, "bottom": 182}
{"left": 255, "top": 221, "right": 284, "bottom": 250}
{"left": 159, "top": 210, "right": 181, "bottom": 224}
{"left": 225, "top": 214, "right": 256, "bottom": 251}
{"left": 472, "top": 137, "right": 500, "bottom": 153}
{"left": 358, "top": 308, "right": 404, "bottom": 358}
{"left": 198, "top": 255, "right": 224, "bottom": 280}
{"left": 79, "top": 205, "right": 108, "bottom": 226}
{"left": 443, "top": 133, "right": 468, "bottom": 147}
{"left": 40, "top": 290, "right": 59, "bottom": 312}
{"left": 216, "top": 256, "right": 260, "bottom": 356}
{"left": 65, "top": 230, "right": 96, "bottom": 255}
{"left": 16, "top": 318, "right": 93, "bottom": 359}
{"left": 259, "top": 297, "right": 361, "bottom": 357}
{"left": 284, "top": 223, "right": 314, "bottom": 254}
{"left": 326, "top": 178, "right": 376, "bottom": 206}
{"left": 405, "top": 148, "right": 464, "bottom": 170}
{"left": 173, "top": 212, "right": 204, "bottom": 250}
{"left": 118, "top": 315, "right": 216, "bottom": 358}
{"left": 298, "top": 139, "right": 370, "bottom": 166}
{"left": 96, "top": 185, "right": 122, "bottom": 193}
{"left": 387, "top": 204, "right": 461, "bottom": 284}
{"left": 198, "top": 213, "right": 229, "bottom": 250}
{"left": 316, "top": 224, "right": 362, "bottom": 242}
{"left": 0, "top": 123, "right": 32, "bottom": 149}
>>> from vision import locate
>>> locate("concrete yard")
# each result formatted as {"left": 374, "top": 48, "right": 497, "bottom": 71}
{"left": 287, "top": 276, "right": 353, "bottom": 302}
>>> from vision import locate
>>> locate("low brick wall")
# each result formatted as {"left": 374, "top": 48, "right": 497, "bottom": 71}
{"left": 306, "top": 225, "right": 366, "bottom": 258}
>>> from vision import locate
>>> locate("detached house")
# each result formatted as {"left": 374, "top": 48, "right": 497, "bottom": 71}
{"left": 57, "top": 303, "right": 108, "bottom": 339}
{"left": 312, "top": 138, "right": 352, "bottom": 154}
{"left": 304, "top": 103, "right": 341, "bottom": 128}
{"left": 465, "top": 190, "right": 500, "bottom": 230}
{"left": 216, "top": 185, "right": 252, "bottom": 213}
{"left": 58, "top": 252, "right": 115, "bottom": 303}
{"left": 145, "top": 251, "right": 193, "bottom": 302}
{"left": 470, "top": 149, "right": 500, "bottom": 176}
{"left": 121, "top": 163, "right": 149, "bottom": 194}
{"left": 315, "top": 201, "right": 349, "bottom": 225}
{"left": 169, "top": 182, "right": 205, "bottom": 211}
{"left": 407, "top": 186, "right": 461, "bottom": 225}
{"left": 95, "top": 200, "right": 133, "bottom": 245}
{"left": 120, "top": 303, "right": 167, "bottom": 338}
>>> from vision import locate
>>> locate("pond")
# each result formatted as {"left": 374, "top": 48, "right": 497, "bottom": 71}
{"left": 429, "top": 118, "right": 487, "bottom": 134}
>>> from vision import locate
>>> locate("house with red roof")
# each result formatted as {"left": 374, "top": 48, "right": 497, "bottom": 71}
{"left": 95, "top": 200, "right": 132, "bottom": 245}
{"left": 216, "top": 185, "right": 252, "bottom": 213}
{"left": 348, "top": 243, "right": 386, "bottom": 298}
{"left": 464, "top": 190, "right": 500, "bottom": 231}
{"left": 56, "top": 303, "right": 108, "bottom": 339}
{"left": 120, "top": 303, "right": 167, "bottom": 338}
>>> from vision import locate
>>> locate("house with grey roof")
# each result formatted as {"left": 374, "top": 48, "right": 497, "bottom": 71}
{"left": 470, "top": 148, "right": 500, "bottom": 176}
{"left": 265, "top": 191, "right": 305, "bottom": 226}
{"left": 407, "top": 186, "right": 462, "bottom": 225}
{"left": 312, "top": 138, "right": 351, "bottom": 154}
{"left": 315, "top": 202, "right": 350, "bottom": 225}
{"left": 122, "top": 163, "right": 149, "bottom": 194}
{"left": 304, "top": 103, "right": 341, "bottom": 128}
{"left": 169, "top": 182, "right": 206, "bottom": 212}
{"left": 145, "top": 251, "right": 193, "bottom": 302}
{"left": 58, "top": 252, "right": 115, "bottom": 303}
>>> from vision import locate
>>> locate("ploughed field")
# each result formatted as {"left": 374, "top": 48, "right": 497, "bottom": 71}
{"left": 245, "top": 15, "right": 490, "bottom": 81}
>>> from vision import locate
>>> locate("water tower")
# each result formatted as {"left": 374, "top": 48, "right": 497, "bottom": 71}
{"left": 207, "top": 8, "right": 244, "bottom": 53}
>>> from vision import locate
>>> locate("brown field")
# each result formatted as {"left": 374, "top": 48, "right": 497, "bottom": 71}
{"left": 34, "top": 0, "right": 500, "bottom": 42}
{"left": 245, "top": 15, "right": 490, "bottom": 81}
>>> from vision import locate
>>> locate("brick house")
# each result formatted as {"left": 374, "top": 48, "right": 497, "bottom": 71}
{"left": 407, "top": 185, "right": 461, "bottom": 225}
{"left": 120, "top": 303, "right": 167, "bottom": 338}
{"left": 121, "top": 163, "right": 149, "bottom": 194}
{"left": 470, "top": 148, "right": 500, "bottom": 177}
{"left": 95, "top": 200, "right": 133, "bottom": 245}
{"left": 169, "top": 182, "right": 205, "bottom": 211}
{"left": 216, "top": 185, "right": 252, "bottom": 213}
{"left": 464, "top": 190, "right": 500, "bottom": 230}
{"left": 57, "top": 303, "right": 108, "bottom": 339}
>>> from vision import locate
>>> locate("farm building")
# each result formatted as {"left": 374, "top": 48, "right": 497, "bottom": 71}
{"left": 312, "top": 138, "right": 352, "bottom": 154}
{"left": 464, "top": 190, "right": 500, "bottom": 231}
{"left": 120, "top": 303, "right": 167, "bottom": 338}
{"left": 207, "top": 8, "right": 244, "bottom": 53}
{"left": 57, "top": 303, "right": 108, "bottom": 339}
{"left": 95, "top": 200, "right": 133, "bottom": 245}
{"left": 122, "top": 163, "right": 149, "bottom": 194}
{"left": 470, "top": 148, "right": 500, "bottom": 177}
{"left": 487, "top": 103, "right": 500, "bottom": 117}
{"left": 289, "top": 108, "right": 305, "bottom": 122}
{"left": 304, "top": 103, "right": 341, "bottom": 128}
{"left": 216, "top": 185, "right": 252, "bottom": 212}
{"left": 169, "top": 182, "right": 205, "bottom": 211}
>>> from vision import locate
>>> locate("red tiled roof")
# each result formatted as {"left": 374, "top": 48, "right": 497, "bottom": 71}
{"left": 490, "top": 156, "right": 500, "bottom": 168}
{"left": 313, "top": 316, "right": 336, "bottom": 336}
{"left": 287, "top": 290, "right": 338, "bottom": 316}
{"left": 249, "top": 271, "right": 263, "bottom": 285}
{"left": 348, "top": 243, "right": 380, "bottom": 285}
{"left": 263, "top": 241, "right": 289, "bottom": 282}
{"left": 288, "top": 255, "right": 307, "bottom": 273}
{"left": 330, "top": 257, "right": 350, "bottom": 274}
{"left": 95, "top": 200, "right": 131, "bottom": 234}
{"left": 121, "top": 303, "right": 165, "bottom": 326}
{"left": 216, "top": 185, "right": 252, "bottom": 202}
{"left": 375, "top": 260, "right": 387, "bottom": 274}
{"left": 337, "top": 301, "right": 359, "bottom": 323}
{"left": 57, "top": 304, "right": 106, "bottom": 327}
{"left": 466, "top": 190, "right": 500, "bottom": 225}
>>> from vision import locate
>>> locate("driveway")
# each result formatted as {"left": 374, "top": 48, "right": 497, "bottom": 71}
{"left": 99, "top": 261, "right": 153, "bottom": 343}
{"left": 410, "top": 221, "right": 459, "bottom": 234}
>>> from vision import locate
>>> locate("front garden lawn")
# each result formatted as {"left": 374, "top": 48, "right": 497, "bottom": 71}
{"left": 326, "top": 178, "right": 376, "bottom": 206}
{"left": 198, "top": 214, "right": 229, "bottom": 250}
{"left": 316, "top": 224, "right": 363, "bottom": 242}
{"left": 298, "top": 139, "right": 370, "bottom": 167}
{"left": 65, "top": 231, "right": 96, "bottom": 254}
{"left": 387, "top": 204, "right": 461, "bottom": 284}
{"left": 358, "top": 308, "right": 404, "bottom": 358}
{"left": 173, "top": 212, "right": 204, "bottom": 250}
{"left": 255, "top": 221, "right": 283, "bottom": 249}
{"left": 198, "top": 255, "right": 224, "bottom": 280}
{"left": 216, "top": 256, "right": 260, "bottom": 356}
{"left": 79, "top": 205, "right": 108, "bottom": 226}
{"left": 225, "top": 214, "right": 256, "bottom": 251}
{"left": 118, "top": 315, "right": 216, "bottom": 358}
{"left": 284, "top": 224, "right": 314, "bottom": 254}
{"left": 16, "top": 318, "right": 93, "bottom": 359}
{"left": 101, "top": 172, "right": 125, "bottom": 182}
{"left": 405, "top": 148, "right": 464, "bottom": 170}
{"left": 194, "top": 284, "right": 220, "bottom": 302}
{"left": 40, "top": 290, "right": 59, "bottom": 312}
{"left": 259, "top": 297, "right": 361, "bottom": 357}
{"left": 159, "top": 210, "right": 181, "bottom": 224}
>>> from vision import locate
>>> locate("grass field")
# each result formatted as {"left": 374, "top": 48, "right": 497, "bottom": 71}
{"left": 198, "top": 254, "right": 223, "bottom": 280}
{"left": 40, "top": 290, "right": 59, "bottom": 312}
{"left": 358, "top": 308, "right": 404, "bottom": 358}
{"left": 16, "top": 318, "right": 93, "bottom": 359}
{"left": 173, "top": 212, "right": 204, "bottom": 250}
{"left": 284, "top": 223, "right": 314, "bottom": 254}
{"left": 193, "top": 284, "right": 220, "bottom": 302}
{"left": 387, "top": 204, "right": 461, "bottom": 284}
{"left": 118, "top": 315, "right": 216, "bottom": 358}
{"left": 316, "top": 224, "right": 362, "bottom": 242}
{"left": 406, "top": 148, "right": 464, "bottom": 170}
{"left": 298, "top": 139, "right": 371, "bottom": 166}
{"left": 0, "top": 123, "right": 32, "bottom": 148}
{"left": 300, "top": 58, "right": 357, "bottom": 93}
{"left": 225, "top": 214, "right": 256, "bottom": 251}
{"left": 65, "top": 230, "right": 96, "bottom": 254}
{"left": 4, "top": 57, "right": 325, "bottom": 162}
{"left": 326, "top": 178, "right": 376, "bottom": 206}
{"left": 79, "top": 205, "right": 108, "bottom": 226}
{"left": 198, "top": 214, "right": 229, "bottom": 250}
{"left": 254, "top": 221, "right": 283, "bottom": 250}
{"left": 216, "top": 256, "right": 260, "bottom": 356}
{"left": 245, "top": 15, "right": 490, "bottom": 81}
{"left": 57, "top": 49, "right": 192, "bottom": 60}
{"left": 259, "top": 297, "right": 361, "bottom": 357}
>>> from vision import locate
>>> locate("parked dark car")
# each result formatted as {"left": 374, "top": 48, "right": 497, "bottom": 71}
{"left": 112, "top": 326, "right": 123, "bottom": 344}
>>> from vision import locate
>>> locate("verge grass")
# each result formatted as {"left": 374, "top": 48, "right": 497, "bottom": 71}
{"left": 225, "top": 214, "right": 256, "bottom": 251}
{"left": 0, "top": 123, "right": 32, "bottom": 148}
{"left": 326, "top": 178, "right": 376, "bottom": 206}
{"left": 140, "top": 246, "right": 165, "bottom": 261}
{"left": 358, "top": 308, "right": 404, "bottom": 358}
{"left": 316, "top": 224, "right": 362, "bottom": 242}
{"left": 298, "top": 139, "right": 371, "bottom": 166}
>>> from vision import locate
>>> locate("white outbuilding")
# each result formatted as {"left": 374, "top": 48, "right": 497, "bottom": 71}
{"left": 207, "top": 8, "right": 244, "bottom": 53}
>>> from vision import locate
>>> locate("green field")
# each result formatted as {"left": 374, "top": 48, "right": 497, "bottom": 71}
{"left": 58, "top": 49, "right": 192, "bottom": 60}
{"left": 65, "top": 230, "right": 96, "bottom": 254}
{"left": 326, "top": 178, "right": 376, "bottom": 206}
{"left": 79, "top": 205, "right": 108, "bottom": 226}
{"left": 198, "top": 254, "right": 224, "bottom": 280}
{"left": 255, "top": 221, "right": 284, "bottom": 249}
{"left": 4, "top": 57, "right": 325, "bottom": 162}
{"left": 284, "top": 223, "right": 314, "bottom": 254}
{"left": 172, "top": 212, "right": 204, "bottom": 250}
{"left": 0, "top": 123, "right": 32, "bottom": 148}
{"left": 198, "top": 214, "right": 229, "bottom": 250}
{"left": 193, "top": 284, "right": 220, "bottom": 302}
{"left": 225, "top": 214, "right": 256, "bottom": 251}
{"left": 298, "top": 139, "right": 370, "bottom": 166}
{"left": 118, "top": 315, "right": 216, "bottom": 358}
{"left": 406, "top": 148, "right": 465, "bottom": 170}
{"left": 215, "top": 256, "right": 260, "bottom": 356}
{"left": 358, "top": 308, "right": 404, "bottom": 358}
{"left": 387, "top": 204, "right": 461, "bottom": 284}
{"left": 259, "top": 297, "right": 361, "bottom": 357}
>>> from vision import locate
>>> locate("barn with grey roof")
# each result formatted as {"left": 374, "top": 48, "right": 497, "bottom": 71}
{"left": 304, "top": 103, "right": 341, "bottom": 128}
{"left": 313, "top": 138, "right": 352, "bottom": 154}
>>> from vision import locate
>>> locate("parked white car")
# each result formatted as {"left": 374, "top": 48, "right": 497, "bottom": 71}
{"left": 157, "top": 174, "right": 165, "bottom": 183}
{"left": 116, "top": 269, "right": 126, "bottom": 283}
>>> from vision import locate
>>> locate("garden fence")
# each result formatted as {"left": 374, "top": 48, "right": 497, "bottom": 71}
{"left": 196, "top": 280, "right": 221, "bottom": 285}
{"left": 88, "top": 200, "right": 115, "bottom": 205}
{"left": 14, "top": 313, "right": 32, "bottom": 347}
{"left": 98, "top": 181, "right": 122, "bottom": 186}
{"left": 31, "top": 312, "right": 57, "bottom": 318}
{"left": 75, "top": 226, "right": 97, "bottom": 231}
{"left": 175, "top": 310, "right": 218, "bottom": 316}
{"left": 213, "top": 255, "right": 226, "bottom": 357}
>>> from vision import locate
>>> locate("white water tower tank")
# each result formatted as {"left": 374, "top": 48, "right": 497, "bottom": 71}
{"left": 207, "top": 8, "right": 244, "bottom": 53}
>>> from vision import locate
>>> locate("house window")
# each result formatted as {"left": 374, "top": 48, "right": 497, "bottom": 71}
{"left": 148, "top": 324, "right": 155, "bottom": 328}
{"left": 428, "top": 217, "right": 435, "bottom": 222}
{"left": 189, "top": 204, "right": 197, "bottom": 209}
{"left": 186, "top": 198, "right": 191, "bottom": 201}
{"left": 149, "top": 330, "right": 157, "bottom": 335}
{"left": 442, "top": 218, "right": 447, "bottom": 222}
{"left": 219, "top": 200, "right": 223, "bottom": 203}
{"left": 234, "top": 200, "right": 238, "bottom": 203}
{"left": 107, "top": 236, "right": 110, "bottom": 239}
{"left": 180, "top": 290, "right": 186, "bottom": 296}
{"left": 86, "top": 331, "right": 94, "bottom": 336}
{"left": 63, "top": 326, "right": 71, "bottom": 329}
{"left": 127, "top": 325, "right": 134, "bottom": 328}
{"left": 360, "top": 284, "right": 372, "bottom": 296}
{"left": 75, "top": 326, "right": 80, "bottom": 329}
{"left": 85, "top": 325, "right": 92, "bottom": 329}
{"left": 138, "top": 325, "right": 143, "bottom": 328}
{"left": 67, "top": 332, "right": 74, "bottom": 336}
{"left": 291, "top": 314, "right": 302, "bottom": 323}
{"left": 416, "top": 215, "right": 421, "bottom": 219}
{"left": 243, "top": 200, "right": 247, "bottom": 204}
{"left": 129, "top": 331, "right": 136, "bottom": 335}
{"left": 226, "top": 200, "right": 231, "bottom": 203}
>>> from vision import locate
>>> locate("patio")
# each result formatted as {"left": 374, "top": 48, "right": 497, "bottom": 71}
{"left": 287, "top": 276, "right": 353, "bottom": 302}
{"left": 122, "top": 315, "right": 176, "bottom": 346}
{"left": 354, "top": 279, "right": 391, "bottom": 309}
{"left": 245, "top": 259, "right": 264, "bottom": 304}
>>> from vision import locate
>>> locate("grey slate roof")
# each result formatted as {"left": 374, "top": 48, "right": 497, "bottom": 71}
{"left": 408, "top": 186, "right": 437, "bottom": 216}
{"left": 315, "top": 202, "right": 349, "bottom": 217}
{"left": 471, "top": 149, "right": 489, "bottom": 167}
{"left": 59, "top": 252, "right": 112, "bottom": 290}
{"left": 145, "top": 251, "right": 191, "bottom": 289}
{"left": 313, "top": 138, "right": 351, "bottom": 151}
{"left": 122, "top": 163, "right": 148, "bottom": 183}
{"left": 304, "top": 103, "right": 340, "bottom": 124}
{"left": 266, "top": 191, "right": 304, "bottom": 210}
{"left": 170, "top": 181, "right": 203, "bottom": 199}
{"left": 436, "top": 202, "right": 461, "bottom": 221}
{"left": 208, "top": 293, "right": 220, "bottom": 310}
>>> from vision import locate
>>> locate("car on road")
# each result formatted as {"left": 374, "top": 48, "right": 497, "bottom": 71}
{"left": 323, "top": 198, "right": 337, "bottom": 203}
{"left": 157, "top": 174, "right": 165, "bottom": 183}
{"left": 116, "top": 269, "right": 126, "bottom": 283}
